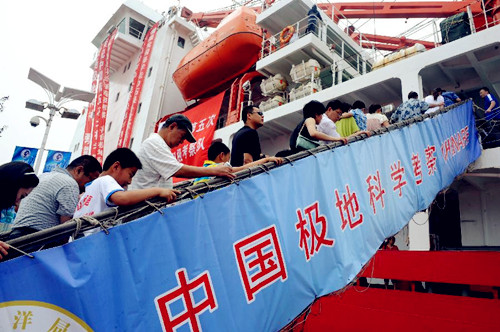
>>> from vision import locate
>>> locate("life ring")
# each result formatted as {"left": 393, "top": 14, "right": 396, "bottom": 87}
{"left": 280, "top": 26, "right": 295, "bottom": 45}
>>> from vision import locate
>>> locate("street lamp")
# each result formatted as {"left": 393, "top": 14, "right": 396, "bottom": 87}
{"left": 26, "top": 68, "right": 95, "bottom": 173}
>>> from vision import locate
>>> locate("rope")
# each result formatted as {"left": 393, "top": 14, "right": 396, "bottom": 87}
{"left": 84, "top": 216, "right": 110, "bottom": 235}
{"left": 145, "top": 200, "right": 164, "bottom": 215}
{"left": 257, "top": 164, "right": 270, "bottom": 174}
{"left": 282, "top": 156, "right": 294, "bottom": 165}
{"left": 8, "top": 244, "right": 34, "bottom": 259}
{"left": 73, "top": 218, "right": 83, "bottom": 239}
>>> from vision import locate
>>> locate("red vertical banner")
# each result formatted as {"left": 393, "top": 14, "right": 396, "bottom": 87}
{"left": 167, "top": 92, "right": 224, "bottom": 170}
{"left": 118, "top": 23, "right": 159, "bottom": 148}
{"left": 91, "top": 29, "right": 117, "bottom": 163}
{"left": 82, "top": 31, "right": 108, "bottom": 155}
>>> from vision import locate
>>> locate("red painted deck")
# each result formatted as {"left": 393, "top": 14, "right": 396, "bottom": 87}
{"left": 284, "top": 251, "right": 500, "bottom": 331}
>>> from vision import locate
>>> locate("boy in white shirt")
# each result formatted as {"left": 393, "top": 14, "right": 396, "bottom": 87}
{"left": 74, "top": 148, "right": 179, "bottom": 222}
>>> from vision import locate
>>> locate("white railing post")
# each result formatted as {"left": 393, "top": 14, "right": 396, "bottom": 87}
{"left": 482, "top": 0, "right": 489, "bottom": 29}
{"left": 432, "top": 20, "right": 439, "bottom": 47}
{"left": 467, "top": 6, "right": 477, "bottom": 33}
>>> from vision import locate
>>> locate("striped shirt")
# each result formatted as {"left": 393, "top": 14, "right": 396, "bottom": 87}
{"left": 13, "top": 167, "right": 79, "bottom": 231}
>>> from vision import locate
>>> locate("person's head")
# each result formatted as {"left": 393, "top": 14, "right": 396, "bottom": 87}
{"left": 0, "top": 162, "right": 39, "bottom": 211}
{"left": 207, "top": 141, "right": 231, "bottom": 163}
{"left": 368, "top": 104, "right": 382, "bottom": 114}
{"left": 431, "top": 89, "right": 440, "bottom": 100}
{"left": 303, "top": 100, "right": 326, "bottom": 124}
{"left": 408, "top": 91, "right": 419, "bottom": 99}
{"left": 67, "top": 155, "right": 102, "bottom": 193}
{"left": 479, "top": 87, "right": 490, "bottom": 98}
{"left": 242, "top": 105, "right": 264, "bottom": 129}
{"left": 103, "top": 148, "right": 142, "bottom": 187}
{"left": 352, "top": 100, "right": 366, "bottom": 112}
{"left": 160, "top": 114, "right": 197, "bottom": 148}
{"left": 387, "top": 236, "right": 396, "bottom": 246}
{"left": 340, "top": 102, "right": 351, "bottom": 113}
{"left": 326, "top": 100, "right": 343, "bottom": 122}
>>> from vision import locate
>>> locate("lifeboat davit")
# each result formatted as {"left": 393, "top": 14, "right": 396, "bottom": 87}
{"left": 173, "top": 7, "right": 262, "bottom": 101}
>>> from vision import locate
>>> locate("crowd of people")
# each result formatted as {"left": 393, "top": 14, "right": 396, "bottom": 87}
{"left": 0, "top": 86, "right": 497, "bottom": 260}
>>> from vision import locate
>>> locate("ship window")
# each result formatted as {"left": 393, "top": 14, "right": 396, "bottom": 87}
{"left": 129, "top": 18, "right": 145, "bottom": 39}
{"left": 115, "top": 92, "right": 120, "bottom": 102}
{"left": 73, "top": 142, "right": 80, "bottom": 153}
{"left": 129, "top": 83, "right": 132, "bottom": 92}
{"left": 177, "top": 36, "right": 185, "bottom": 48}
{"left": 137, "top": 102, "right": 142, "bottom": 113}
{"left": 123, "top": 65, "right": 127, "bottom": 73}
{"left": 148, "top": 67, "right": 153, "bottom": 78}
{"left": 108, "top": 121, "right": 112, "bottom": 132}
{"left": 127, "top": 62, "right": 131, "bottom": 70}
{"left": 129, "top": 138, "right": 134, "bottom": 148}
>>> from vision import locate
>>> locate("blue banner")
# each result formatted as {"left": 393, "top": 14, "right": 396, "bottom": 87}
{"left": 11, "top": 146, "right": 38, "bottom": 167}
{"left": 43, "top": 150, "right": 72, "bottom": 173}
{"left": 0, "top": 102, "right": 481, "bottom": 331}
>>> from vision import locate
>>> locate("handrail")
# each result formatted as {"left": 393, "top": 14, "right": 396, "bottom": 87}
{"left": 359, "top": 250, "right": 500, "bottom": 287}
{"left": 4, "top": 101, "right": 475, "bottom": 255}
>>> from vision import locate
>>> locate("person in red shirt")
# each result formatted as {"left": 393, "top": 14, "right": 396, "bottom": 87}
{"left": 383, "top": 236, "right": 399, "bottom": 251}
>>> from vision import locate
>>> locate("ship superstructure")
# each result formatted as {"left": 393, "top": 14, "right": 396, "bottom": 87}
{"left": 69, "top": 0, "right": 199, "bottom": 159}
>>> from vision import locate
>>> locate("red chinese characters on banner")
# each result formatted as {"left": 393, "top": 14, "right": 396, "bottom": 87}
{"left": 295, "top": 201, "right": 334, "bottom": 261}
{"left": 390, "top": 160, "right": 407, "bottom": 197}
{"left": 118, "top": 23, "right": 159, "bottom": 148}
{"left": 233, "top": 225, "right": 287, "bottom": 303}
{"left": 81, "top": 107, "right": 93, "bottom": 155}
{"left": 411, "top": 153, "right": 423, "bottom": 185}
{"left": 166, "top": 93, "right": 224, "bottom": 171}
{"left": 425, "top": 145, "right": 437, "bottom": 175}
{"left": 82, "top": 30, "right": 111, "bottom": 155}
{"left": 155, "top": 268, "right": 217, "bottom": 332}
{"left": 85, "top": 28, "right": 117, "bottom": 162}
{"left": 366, "top": 170, "right": 385, "bottom": 215}
{"left": 335, "top": 185, "right": 364, "bottom": 230}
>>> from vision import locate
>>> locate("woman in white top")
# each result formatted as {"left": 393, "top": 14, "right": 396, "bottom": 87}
{"left": 366, "top": 104, "right": 390, "bottom": 131}
{"left": 424, "top": 89, "right": 445, "bottom": 114}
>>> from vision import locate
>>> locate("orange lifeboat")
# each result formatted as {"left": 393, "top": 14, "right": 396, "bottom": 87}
{"left": 173, "top": 7, "right": 262, "bottom": 101}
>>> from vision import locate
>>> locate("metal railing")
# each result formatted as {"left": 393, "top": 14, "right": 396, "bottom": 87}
{"left": 3, "top": 101, "right": 477, "bottom": 258}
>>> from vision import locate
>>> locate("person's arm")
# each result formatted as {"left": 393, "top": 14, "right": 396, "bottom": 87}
{"left": 110, "top": 188, "right": 180, "bottom": 206}
{"left": 174, "top": 164, "right": 235, "bottom": 179}
{"left": 232, "top": 157, "right": 283, "bottom": 172}
{"left": 382, "top": 121, "right": 390, "bottom": 128}
{"left": 60, "top": 215, "right": 72, "bottom": 223}
{"left": 340, "top": 113, "right": 353, "bottom": 119}
{"left": 420, "top": 101, "right": 430, "bottom": 113}
{"left": 349, "top": 130, "right": 371, "bottom": 138}
{"left": 305, "top": 118, "right": 347, "bottom": 143}
{"left": 391, "top": 105, "right": 403, "bottom": 122}
{"left": 426, "top": 97, "right": 444, "bottom": 108}
{"left": 56, "top": 184, "right": 80, "bottom": 224}
{"left": 486, "top": 99, "right": 496, "bottom": 113}
{"left": 0, "top": 241, "right": 9, "bottom": 260}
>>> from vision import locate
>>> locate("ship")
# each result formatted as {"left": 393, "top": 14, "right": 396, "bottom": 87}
{"left": 1, "top": 0, "right": 500, "bottom": 330}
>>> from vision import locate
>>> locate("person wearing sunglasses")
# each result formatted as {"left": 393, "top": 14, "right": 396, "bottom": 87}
{"left": 230, "top": 105, "right": 266, "bottom": 167}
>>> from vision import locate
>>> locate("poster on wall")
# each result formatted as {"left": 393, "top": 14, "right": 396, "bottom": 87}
{"left": 11, "top": 146, "right": 38, "bottom": 166}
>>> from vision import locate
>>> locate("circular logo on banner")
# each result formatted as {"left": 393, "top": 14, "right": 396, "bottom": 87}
{"left": 21, "top": 149, "right": 31, "bottom": 159}
{"left": 0, "top": 301, "right": 92, "bottom": 331}
{"left": 53, "top": 152, "right": 64, "bottom": 162}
